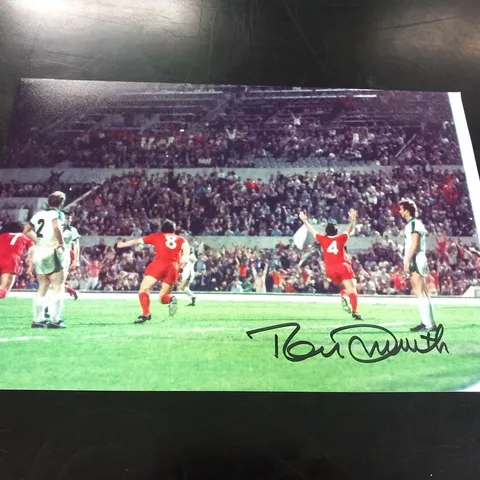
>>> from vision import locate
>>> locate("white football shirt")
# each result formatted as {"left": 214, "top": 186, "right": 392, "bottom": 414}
{"left": 29, "top": 208, "right": 65, "bottom": 248}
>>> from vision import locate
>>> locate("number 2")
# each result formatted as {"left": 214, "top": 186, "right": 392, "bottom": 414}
{"left": 36, "top": 219, "right": 45, "bottom": 238}
{"left": 9, "top": 233, "right": 22, "bottom": 245}
{"left": 165, "top": 235, "right": 177, "bottom": 249}
{"left": 327, "top": 240, "right": 339, "bottom": 255}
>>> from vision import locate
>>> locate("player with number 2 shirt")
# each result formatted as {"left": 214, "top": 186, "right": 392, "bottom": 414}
{"left": 299, "top": 209, "right": 363, "bottom": 320}
{"left": 0, "top": 221, "right": 34, "bottom": 299}
{"left": 116, "top": 220, "right": 190, "bottom": 323}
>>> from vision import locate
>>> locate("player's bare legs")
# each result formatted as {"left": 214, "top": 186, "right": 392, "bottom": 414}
{"left": 0, "top": 273, "right": 16, "bottom": 299}
{"left": 44, "top": 270, "right": 66, "bottom": 328}
{"left": 159, "top": 281, "right": 177, "bottom": 317}
{"left": 135, "top": 274, "right": 158, "bottom": 323}
{"left": 179, "top": 278, "right": 196, "bottom": 306}
{"left": 342, "top": 279, "right": 363, "bottom": 320}
{"left": 32, "top": 274, "right": 51, "bottom": 327}
{"left": 410, "top": 272, "right": 436, "bottom": 332}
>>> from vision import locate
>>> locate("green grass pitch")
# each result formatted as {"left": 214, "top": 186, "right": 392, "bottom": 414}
{"left": 0, "top": 297, "right": 479, "bottom": 392}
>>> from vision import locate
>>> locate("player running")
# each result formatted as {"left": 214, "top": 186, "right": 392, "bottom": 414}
{"left": 116, "top": 220, "right": 190, "bottom": 323}
{"left": 299, "top": 209, "right": 363, "bottom": 320}
{"left": 23, "top": 191, "right": 68, "bottom": 328}
{"left": 0, "top": 221, "right": 34, "bottom": 299}
{"left": 399, "top": 198, "right": 437, "bottom": 332}
{"left": 178, "top": 239, "right": 197, "bottom": 306}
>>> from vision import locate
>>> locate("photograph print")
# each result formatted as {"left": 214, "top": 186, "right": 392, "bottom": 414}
{"left": 0, "top": 79, "right": 479, "bottom": 392}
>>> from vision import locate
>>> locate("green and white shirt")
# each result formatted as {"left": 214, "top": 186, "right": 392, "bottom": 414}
{"left": 29, "top": 208, "right": 65, "bottom": 248}
{"left": 63, "top": 225, "right": 81, "bottom": 249}
{"left": 404, "top": 217, "right": 427, "bottom": 260}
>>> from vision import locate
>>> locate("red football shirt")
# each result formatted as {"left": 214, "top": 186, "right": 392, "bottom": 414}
{"left": 0, "top": 232, "right": 34, "bottom": 258}
{"left": 315, "top": 233, "right": 348, "bottom": 267}
{"left": 142, "top": 232, "right": 186, "bottom": 264}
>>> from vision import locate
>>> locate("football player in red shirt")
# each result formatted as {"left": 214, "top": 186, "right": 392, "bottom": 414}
{"left": 0, "top": 221, "right": 35, "bottom": 299}
{"left": 299, "top": 209, "right": 363, "bottom": 320}
{"left": 117, "top": 220, "right": 190, "bottom": 323}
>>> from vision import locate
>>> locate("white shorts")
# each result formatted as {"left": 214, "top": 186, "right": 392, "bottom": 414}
{"left": 407, "top": 252, "right": 428, "bottom": 277}
{"left": 33, "top": 247, "right": 66, "bottom": 275}
{"left": 180, "top": 264, "right": 195, "bottom": 283}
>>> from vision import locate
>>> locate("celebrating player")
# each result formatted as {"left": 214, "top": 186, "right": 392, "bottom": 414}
{"left": 299, "top": 209, "right": 363, "bottom": 320}
{"left": 116, "top": 220, "right": 190, "bottom": 323}
{"left": 0, "top": 221, "right": 34, "bottom": 299}
{"left": 177, "top": 239, "right": 197, "bottom": 306}
{"left": 23, "top": 191, "right": 68, "bottom": 328}
{"left": 399, "top": 198, "right": 437, "bottom": 332}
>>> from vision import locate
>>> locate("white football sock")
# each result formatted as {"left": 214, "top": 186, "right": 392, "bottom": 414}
{"left": 33, "top": 296, "right": 45, "bottom": 322}
{"left": 418, "top": 295, "right": 434, "bottom": 329}
{"left": 49, "top": 292, "right": 63, "bottom": 322}
{"left": 184, "top": 287, "right": 195, "bottom": 299}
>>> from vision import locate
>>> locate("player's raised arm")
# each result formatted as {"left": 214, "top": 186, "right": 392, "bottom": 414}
{"left": 299, "top": 211, "right": 318, "bottom": 236}
{"left": 344, "top": 209, "right": 357, "bottom": 236}
{"left": 117, "top": 238, "right": 143, "bottom": 249}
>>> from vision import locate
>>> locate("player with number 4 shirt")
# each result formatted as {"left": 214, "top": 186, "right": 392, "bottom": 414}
{"left": 0, "top": 221, "right": 34, "bottom": 299}
{"left": 299, "top": 209, "right": 363, "bottom": 320}
{"left": 116, "top": 220, "right": 190, "bottom": 323}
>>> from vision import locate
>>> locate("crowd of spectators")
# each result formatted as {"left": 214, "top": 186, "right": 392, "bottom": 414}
{"left": 0, "top": 173, "right": 95, "bottom": 208}
{"left": 13, "top": 236, "right": 480, "bottom": 296}
{"left": 70, "top": 167, "right": 475, "bottom": 237}
{"left": 3, "top": 90, "right": 461, "bottom": 169}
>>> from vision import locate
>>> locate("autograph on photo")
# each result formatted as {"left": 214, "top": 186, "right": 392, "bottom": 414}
{"left": 246, "top": 323, "right": 449, "bottom": 363}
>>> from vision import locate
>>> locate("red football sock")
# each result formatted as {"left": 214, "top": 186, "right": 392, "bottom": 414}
{"left": 139, "top": 292, "right": 150, "bottom": 316}
{"left": 340, "top": 288, "right": 347, "bottom": 297}
{"left": 160, "top": 294, "right": 172, "bottom": 305}
{"left": 0, "top": 288, "right": 7, "bottom": 299}
{"left": 349, "top": 292, "right": 358, "bottom": 313}
{"left": 65, "top": 283, "right": 77, "bottom": 296}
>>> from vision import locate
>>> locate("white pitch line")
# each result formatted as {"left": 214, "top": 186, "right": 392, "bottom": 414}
{"left": 0, "top": 322, "right": 410, "bottom": 342}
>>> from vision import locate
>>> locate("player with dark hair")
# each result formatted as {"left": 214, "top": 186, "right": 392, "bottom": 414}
{"left": 299, "top": 209, "right": 363, "bottom": 320}
{"left": 0, "top": 221, "right": 34, "bottom": 299}
{"left": 117, "top": 220, "right": 190, "bottom": 323}
{"left": 399, "top": 198, "right": 437, "bottom": 332}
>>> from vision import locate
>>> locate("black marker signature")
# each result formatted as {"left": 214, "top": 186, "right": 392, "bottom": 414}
{"left": 246, "top": 323, "right": 449, "bottom": 363}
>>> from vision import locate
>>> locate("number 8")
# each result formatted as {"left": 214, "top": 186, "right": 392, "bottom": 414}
{"left": 165, "top": 235, "right": 177, "bottom": 249}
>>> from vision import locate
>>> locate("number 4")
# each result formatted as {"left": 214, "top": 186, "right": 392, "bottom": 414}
{"left": 327, "top": 240, "right": 339, "bottom": 255}
{"left": 9, "top": 233, "right": 23, "bottom": 246}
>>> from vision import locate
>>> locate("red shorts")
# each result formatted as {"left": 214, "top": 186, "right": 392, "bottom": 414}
{"left": 145, "top": 259, "right": 179, "bottom": 285}
{"left": 326, "top": 262, "right": 355, "bottom": 285}
{"left": 0, "top": 255, "right": 20, "bottom": 276}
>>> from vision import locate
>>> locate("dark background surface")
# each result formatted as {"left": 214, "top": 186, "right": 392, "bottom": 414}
{"left": 1, "top": 0, "right": 480, "bottom": 478}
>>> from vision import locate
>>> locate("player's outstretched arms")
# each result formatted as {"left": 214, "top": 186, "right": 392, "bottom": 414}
{"left": 117, "top": 239, "right": 143, "bottom": 249}
{"left": 344, "top": 208, "right": 358, "bottom": 236}
{"left": 299, "top": 211, "right": 317, "bottom": 236}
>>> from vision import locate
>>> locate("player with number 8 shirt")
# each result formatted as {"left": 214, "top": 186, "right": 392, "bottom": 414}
{"left": 116, "top": 220, "right": 190, "bottom": 323}
{"left": 299, "top": 209, "right": 363, "bottom": 320}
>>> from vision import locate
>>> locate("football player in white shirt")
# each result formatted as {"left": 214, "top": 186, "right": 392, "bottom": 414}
{"left": 44, "top": 210, "right": 80, "bottom": 319}
{"left": 23, "top": 191, "right": 68, "bottom": 329}
{"left": 178, "top": 241, "right": 197, "bottom": 306}
{"left": 400, "top": 198, "right": 437, "bottom": 332}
